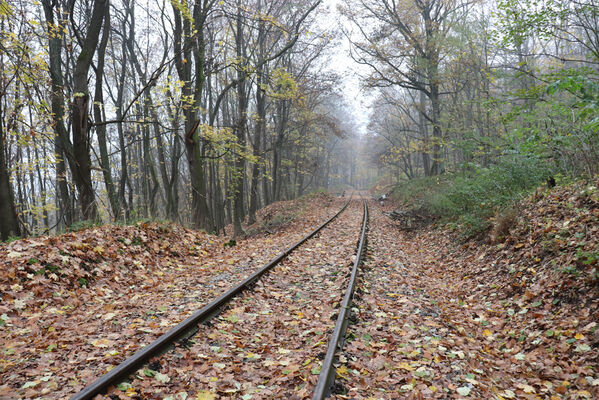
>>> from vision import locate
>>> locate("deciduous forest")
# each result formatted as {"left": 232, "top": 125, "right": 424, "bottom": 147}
{"left": 1, "top": 0, "right": 364, "bottom": 240}
{"left": 1, "top": 0, "right": 598, "bottom": 399}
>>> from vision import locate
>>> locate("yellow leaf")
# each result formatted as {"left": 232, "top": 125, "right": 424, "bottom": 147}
{"left": 482, "top": 329, "right": 492, "bottom": 337}
{"left": 336, "top": 366, "right": 349, "bottom": 377}
{"left": 196, "top": 391, "right": 216, "bottom": 400}
{"left": 575, "top": 333, "right": 585, "bottom": 340}
{"left": 0, "top": 1, "right": 13, "bottom": 16}
{"left": 398, "top": 362, "right": 414, "bottom": 371}
{"left": 93, "top": 246, "right": 104, "bottom": 255}
{"left": 516, "top": 383, "right": 535, "bottom": 393}
{"left": 91, "top": 338, "right": 111, "bottom": 348}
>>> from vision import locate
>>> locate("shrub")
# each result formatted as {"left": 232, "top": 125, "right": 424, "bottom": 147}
{"left": 68, "top": 219, "right": 100, "bottom": 232}
{"left": 391, "top": 155, "right": 553, "bottom": 238}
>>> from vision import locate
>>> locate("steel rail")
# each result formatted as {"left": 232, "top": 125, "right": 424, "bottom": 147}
{"left": 312, "top": 198, "right": 368, "bottom": 400}
{"left": 71, "top": 196, "right": 352, "bottom": 400}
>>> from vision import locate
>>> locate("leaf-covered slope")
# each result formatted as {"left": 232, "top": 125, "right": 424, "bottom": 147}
{"left": 413, "top": 180, "right": 599, "bottom": 398}
{"left": 243, "top": 191, "right": 336, "bottom": 236}
{"left": 1, "top": 222, "right": 213, "bottom": 312}
{"left": 338, "top": 182, "right": 598, "bottom": 399}
{"left": 452, "top": 180, "right": 599, "bottom": 339}
{"left": 0, "top": 194, "right": 341, "bottom": 399}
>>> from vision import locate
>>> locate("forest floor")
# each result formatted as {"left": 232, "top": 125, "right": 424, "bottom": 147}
{"left": 0, "top": 192, "right": 341, "bottom": 399}
{"left": 337, "top": 181, "right": 599, "bottom": 399}
{"left": 0, "top": 183, "right": 598, "bottom": 399}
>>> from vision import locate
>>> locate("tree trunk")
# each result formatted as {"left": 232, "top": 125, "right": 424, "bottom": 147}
{"left": 70, "top": 0, "right": 107, "bottom": 221}
{"left": 93, "top": 4, "right": 121, "bottom": 220}
{"left": 248, "top": 65, "right": 265, "bottom": 225}
{"left": 41, "top": 1, "right": 73, "bottom": 227}
{"left": 0, "top": 105, "right": 21, "bottom": 240}
{"left": 172, "top": 2, "right": 211, "bottom": 230}
{"left": 232, "top": 3, "right": 248, "bottom": 237}
{"left": 429, "top": 82, "right": 443, "bottom": 175}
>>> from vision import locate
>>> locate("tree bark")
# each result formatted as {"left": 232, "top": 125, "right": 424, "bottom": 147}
{"left": 41, "top": 0, "right": 73, "bottom": 227}
{"left": 70, "top": 0, "right": 107, "bottom": 221}
{"left": 93, "top": 4, "right": 121, "bottom": 219}
{"left": 172, "top": 1, "right": 213, "bottom": 230}
{"left": 232, "top": 2, "right": 248, "bottom": 237}
{"left": 248, "top": 57, "right": 266, "bottom": 225}
{"left": 0, "top": 104, "right": 21, "bottom": 240}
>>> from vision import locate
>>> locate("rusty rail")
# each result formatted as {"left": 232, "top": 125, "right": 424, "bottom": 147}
{"left": 71, "top": 197, "right": 352, "bottom": 400}
{"left": 312, "top": 198, "right": 368, "bottom": 399}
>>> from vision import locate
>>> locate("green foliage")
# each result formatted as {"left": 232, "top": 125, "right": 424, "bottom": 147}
{"left": 268, "top": 68, "right": 299, "bottom": 100}
{"left": 493, "top": 2, "right": 599, "bottom": 179}
{"left": 497, "top": 71, "right": 599, "bottom": 178}
{"left": 495, "top": 0, "right": 566, "bottom": 46}
{"left": 561, "top": 265, "right": 579, "bottom": 276}
{"left": 392, "top": 156, "right": 552, "bottom": 237}
{"left": 575, "top": 249, "right": 599, "bottom": 266}
{"left": 68, "top": 220, "right": 100, "bottom": 232}
{"left": 546, "top": 69, "right": 599, "bottom": 129}
{"left": 2, "top": 236, "right": 21, "bottom": 243}
{"left": 34, "top": 264, "right": 61, "bottom": 276}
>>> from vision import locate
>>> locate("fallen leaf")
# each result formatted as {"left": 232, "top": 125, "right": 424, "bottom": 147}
{"left": 456, "top": 386, "right": 471, "bottom": 396}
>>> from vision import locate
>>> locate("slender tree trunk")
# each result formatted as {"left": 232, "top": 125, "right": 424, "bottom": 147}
{"left": 262, "top": 136, "right": 271, "bottom": 206}
{"left": 429, "top": 82, "right": 443, "bottom": 175}
{"left": 419, "top": 90, "right": 431, "bottom": 177}
{"left": 93, "top": 4, "right": 121, "bottom": 219}
{"left": 142, "top": 98, "right": 159, "bottom": 216}
{"left": 248, "top": 0, "right": 266, "bottom": 224}
{"left": 233, "top": 3, "right": 248, "bottom": 237}
{"left": 172, "top": 2, "right": 211, "bottom": 229}
{"left": 70, "top": 0, "right": 108, "bottom": 221}
{"left": 272, "top": 99, "right": 289, "bottom": 202}
{"left": 26, "top": 145, "right": 37, "bottom": 230}
{"left": 42, "top": 1, "right": 73, "bottom": 227}
{"left": 0, "top": 104, "right": 21, "bottom": 240}
{"left": 248, "top": 65, "right": 265, "bottom": 225}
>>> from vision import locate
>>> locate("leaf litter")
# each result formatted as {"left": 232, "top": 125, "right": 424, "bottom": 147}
{"left": 334, "top": 182, "right": 599, "bottom": 399}
{"left": 4, "top": 183, "right": 597, "bottom": 400}
{"left": 118, "top": 200, "right": 365, "bottom": 399}
{"left": 0, "top": 192, "right": 340, "bottom": 399}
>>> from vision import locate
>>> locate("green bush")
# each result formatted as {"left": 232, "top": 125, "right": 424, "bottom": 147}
{"left": 391, "top": 155, "right": 553, "bottom": 237}
{"left": 68, "top": 219, "right": 100, "bottom": 232}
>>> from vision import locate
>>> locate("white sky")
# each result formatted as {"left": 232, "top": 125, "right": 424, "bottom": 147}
{"left": 320, "top": 0, "right": 374, "bottom": 136}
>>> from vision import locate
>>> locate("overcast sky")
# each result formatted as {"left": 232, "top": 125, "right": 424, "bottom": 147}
{"left": 320, "top": 0, "right": 374, "bottom": 136}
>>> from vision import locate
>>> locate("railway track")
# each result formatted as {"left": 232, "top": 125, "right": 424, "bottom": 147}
{"left": 72, "top": 197, "right": 368, "bottom": 400}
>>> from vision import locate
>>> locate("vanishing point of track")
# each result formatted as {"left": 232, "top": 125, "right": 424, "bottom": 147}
{"left": 72, "top": 196, "right": 369, "bottom": 400}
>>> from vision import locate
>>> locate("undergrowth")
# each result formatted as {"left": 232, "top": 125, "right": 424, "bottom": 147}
{"left": 391, "top": 155, "right": 554, "bottom": 238}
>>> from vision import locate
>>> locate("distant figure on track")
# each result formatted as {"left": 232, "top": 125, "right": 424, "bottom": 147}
{"left": 342, "top": 190, "right": 345, "bottom": 197}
